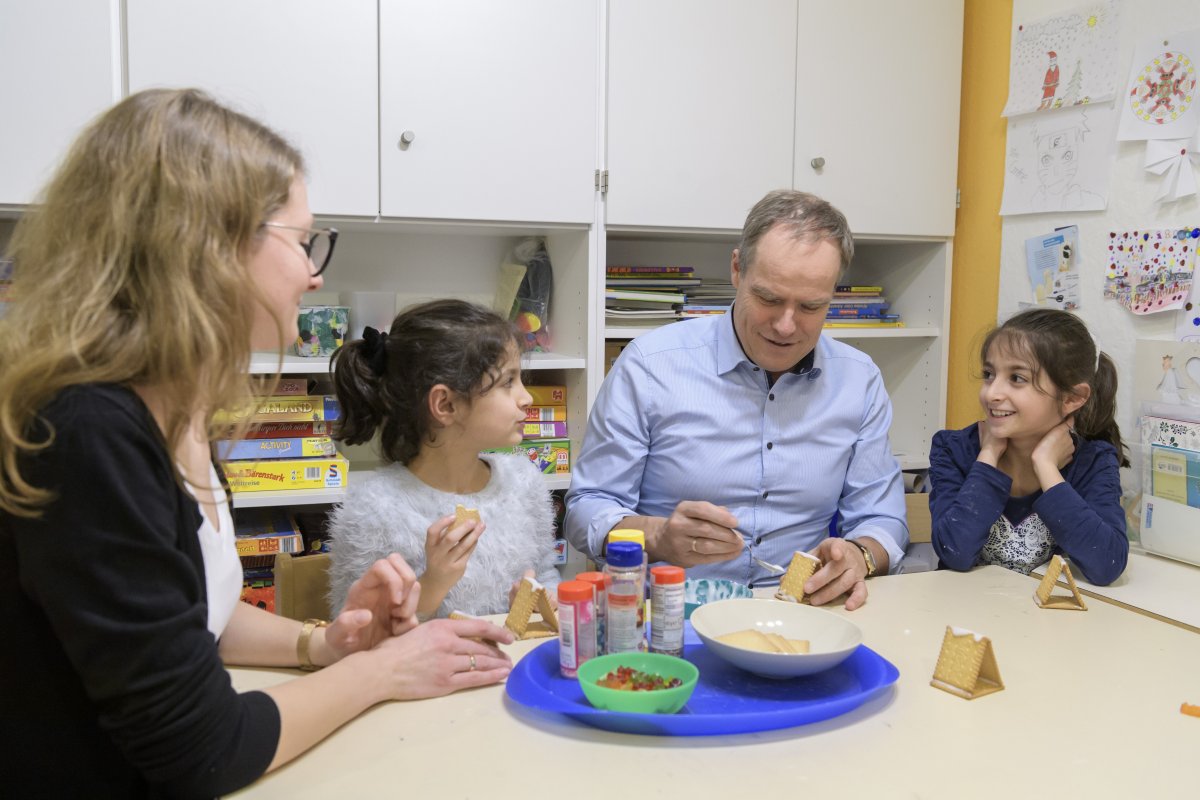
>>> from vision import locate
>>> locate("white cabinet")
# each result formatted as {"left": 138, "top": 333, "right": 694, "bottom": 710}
{"left": 125, "top": 0, "right": 378, "bottom": 217}
{"left": 606, "top": 0, "right": 963, "bottom": 238}
{"left": 0, "top": 1, "right": 120, "bottom": 206}
{"left": 378, "top": 0, "right": 599, "bottom": 224}
{"left": 793, "top": 0, "right": 963, "bottom": 237}
{"left": 605, "top": 0, "right": 798, "bottom": 231}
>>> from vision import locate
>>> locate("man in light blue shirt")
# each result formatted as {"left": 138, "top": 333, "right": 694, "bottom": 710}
{"left": 565, "top": 190, "right": 908, "bottom": 610}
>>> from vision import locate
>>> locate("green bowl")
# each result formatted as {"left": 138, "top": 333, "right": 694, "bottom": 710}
{"left": 684, "top": 578, "right": 752, "bottom": 620}
{"left": 576, "top": 652, "right": 699, "bottom": 714}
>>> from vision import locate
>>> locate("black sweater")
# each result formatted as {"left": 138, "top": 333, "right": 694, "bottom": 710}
{"left": 0, "top": 385, "right": 279, "bottom": 798}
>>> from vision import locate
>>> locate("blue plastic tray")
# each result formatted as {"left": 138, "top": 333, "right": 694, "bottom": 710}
{"left": 505, "top": 627, "right": 899, "bottom": 736}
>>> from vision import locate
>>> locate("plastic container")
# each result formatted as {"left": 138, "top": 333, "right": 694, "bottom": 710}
{"left": 650, "top": 565, "right": 685, "bottom": 656}
{"left": 607, "top": 528, "right": 648, "bottom": 644}
{"left": 575, "top": 652, "right": 699, "bottom": 715}
{"left": 604, "top": 541, "right": 646, "bottom": 653}
{"left": 574, "top": 571, "right": 610, "bottom": 655}
{"left": 557, "top": 580, "right": 596, "bottom": 678}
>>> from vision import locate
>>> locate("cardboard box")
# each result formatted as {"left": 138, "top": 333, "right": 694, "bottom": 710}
{"left": 224, "top": 453, "right": 349, "bottom": 492}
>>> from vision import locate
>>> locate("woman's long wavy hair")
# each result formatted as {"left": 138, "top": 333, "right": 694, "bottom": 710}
{"left": 0, "top": 88, "right": 304, "bottom": 516}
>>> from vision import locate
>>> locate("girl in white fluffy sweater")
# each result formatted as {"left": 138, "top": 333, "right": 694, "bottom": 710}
{"left": 327, "top": 299, "right": 559, "bottom": 618}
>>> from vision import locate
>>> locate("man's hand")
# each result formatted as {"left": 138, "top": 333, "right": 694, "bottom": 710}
{"left": 639, "top": 501, "right": 743, "bottom": 567}
{"left": 806, "top": 538, "right": 871, "bottom": 610}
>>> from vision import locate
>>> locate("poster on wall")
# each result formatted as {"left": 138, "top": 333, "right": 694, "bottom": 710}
{"left": 1117, "top": 30, "right": 1200, "bottom": 141}
{"left": 1103, "top": 228, "right": 1198, "bottom": 315}
{"left": 1000, "top": 104, "right": 1118, "bottom": 215}
{"left": 1024, "top": 226, "right": 1080, "bottom": 309}
{"left": 1003, "top": 0, "right": 1120, "bottom": 118}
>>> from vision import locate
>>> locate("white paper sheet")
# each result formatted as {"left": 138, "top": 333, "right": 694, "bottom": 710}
{"left": 1000, "top": 104, "right": 1118, "bottom": 216}
{"left": 1003, "top": 0, "right": 1120, "bottom": 118}
{"left": 1117, "top": 30, "right": 1200, "bottom": 141}
{"left": 1144, "top": 131, "right": 1200, "bottom": 202}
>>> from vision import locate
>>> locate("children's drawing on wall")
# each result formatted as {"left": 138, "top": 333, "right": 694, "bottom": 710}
{"left": 1117, "top": 31, "right": 1200, "bottom": 140}
{"left": 1023, "top": 226, "right": 1080, "bottom": 309}
{"left": 1144, "top": 129, "right": 1200, "bottom": 203}
{"left": 1177, "top": 280, "right": 1200, "bottom": 342}
{"left": 1003, "top": 0, "right": 1119, "bottom": 118}
{"left": 1104, "top": 228, "right": 1198, "bottom": 315}
{"left": 1000, "top": 105, "right": 1117, "bottom": 215}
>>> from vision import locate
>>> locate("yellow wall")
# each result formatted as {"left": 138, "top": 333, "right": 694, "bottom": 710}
{"left": 947, "top": 0, "right": 1011, "bottom": 428}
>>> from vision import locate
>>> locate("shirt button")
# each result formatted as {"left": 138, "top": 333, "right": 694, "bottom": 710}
{"left": 755, "top": 537, "right": 762, "bottom": 545}
{"left": 766, "top": 442, "right": 774, "bottom": 450}
{"left": 769, "top": 393, "right": 775, "bottom": 401}
{"left": 753, "top": 367, "right": 760, "bottom": 372}
{"left": 762, "top": 491, "right": 769, "bottom": 499}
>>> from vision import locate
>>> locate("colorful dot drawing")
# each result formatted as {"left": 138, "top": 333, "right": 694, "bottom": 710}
{"left": 1104, "top": 228, "right": 1197, "bottom": 315}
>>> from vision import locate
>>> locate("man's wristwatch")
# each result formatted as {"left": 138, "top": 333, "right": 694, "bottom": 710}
{"left": 848, "top": 539, "right": 877, "bottom": 578}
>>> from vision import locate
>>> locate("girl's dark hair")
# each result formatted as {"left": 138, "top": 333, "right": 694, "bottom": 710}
{"left": 332, "top": 299, "right": 523, "bottom": 465}
{"left": 981, "top": 308, "right": 1129, "bottom": 467}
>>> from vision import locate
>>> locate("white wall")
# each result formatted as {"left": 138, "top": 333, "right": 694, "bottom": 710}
{"left": 1000, "top": 0, "right": 1199, "bottom": 484}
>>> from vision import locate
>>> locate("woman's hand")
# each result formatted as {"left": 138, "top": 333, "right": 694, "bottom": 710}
{"left": 369, "top": 618, "right": 514, "bottom": 701}
{"left": 322, "top": 554, "right": 422, "bottom": 664}
{"left": 976, "top": 421, "right": 1008, "bottom": 467}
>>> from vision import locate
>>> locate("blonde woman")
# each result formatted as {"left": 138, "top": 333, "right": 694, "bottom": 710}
{"left": 0, "top": 89, "right": 512, "bottom": 797}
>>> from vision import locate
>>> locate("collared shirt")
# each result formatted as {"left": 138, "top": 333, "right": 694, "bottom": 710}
{"left": 565, "top": 312, "right": 909, "bottom": 585}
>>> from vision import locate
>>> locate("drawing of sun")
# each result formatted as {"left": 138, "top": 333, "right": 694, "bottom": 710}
{"left": 1087, "top": 15, "right": 1098, "bottom": 27}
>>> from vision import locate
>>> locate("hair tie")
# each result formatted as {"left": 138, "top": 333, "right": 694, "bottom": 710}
{"left": 361, "top": 326, "right": 389, "bottom": 376}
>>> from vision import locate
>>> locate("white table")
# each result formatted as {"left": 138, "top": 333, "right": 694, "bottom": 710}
{"left": 1034, "top": 550, "right": 1200, "bottom": 633}
{"left": 230, "top": 567, "right": 1199, "bottom": 799}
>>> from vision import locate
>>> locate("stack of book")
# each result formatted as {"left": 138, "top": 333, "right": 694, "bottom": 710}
{"left": 679, "top": 279, "right": 735, "bottom": 318}
{"left": 235, "top": 508, "right": 331, "bottom": 613}
{"left": 485, "top": 384, "right": 570, "bottom": 474}
{"left": 216, "top": 377, "right": 349, "bottom": 495}
{"left": 605, "top": 266, "right": 696, "bottom": 319}
{"left": 824, "top": 285, "right": 903, "bottom": 328}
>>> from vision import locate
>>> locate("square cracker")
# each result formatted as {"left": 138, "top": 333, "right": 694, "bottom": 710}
{"left": 455, "top": 504, "right": 481, "bottom": 525}
{"left": 777, "top": 551, "right": 820, "bottom": 603}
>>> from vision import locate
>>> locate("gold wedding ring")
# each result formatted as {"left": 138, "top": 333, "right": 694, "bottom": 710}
{"left": 691, "top": 538, "right": 699, "bottom": 554}
{"left": 469, "top": 654, "right": 477, "bottom": 671}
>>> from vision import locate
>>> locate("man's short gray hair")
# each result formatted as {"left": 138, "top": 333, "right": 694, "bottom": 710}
{"left": 737, "top": 190, "right": 854, "bottom": 274}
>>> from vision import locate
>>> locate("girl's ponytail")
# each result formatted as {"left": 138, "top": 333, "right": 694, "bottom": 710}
{"left": 1074, "top": 351, "right": 1129, "bottom": 467}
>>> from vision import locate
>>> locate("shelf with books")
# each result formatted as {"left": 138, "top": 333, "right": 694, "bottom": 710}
{"left": 600, "top": 233, "right": 950, "bottom": 466}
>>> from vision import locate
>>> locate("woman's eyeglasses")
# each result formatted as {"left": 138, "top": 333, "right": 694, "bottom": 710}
{"left": 262, "top": 223, "right": 339, "bottom": 277}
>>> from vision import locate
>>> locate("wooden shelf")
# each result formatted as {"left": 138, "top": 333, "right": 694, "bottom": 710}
{"left": 248, "top": 350, "right": 584, "bottom": 375}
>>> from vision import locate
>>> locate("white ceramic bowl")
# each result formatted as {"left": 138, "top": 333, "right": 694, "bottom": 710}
{"left": 690, "top": 598, "right": 863, "bottom": 679}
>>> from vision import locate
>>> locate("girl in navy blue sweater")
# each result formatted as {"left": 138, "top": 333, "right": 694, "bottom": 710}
{"left": 929, "top": 309, "right": 1129, "bottom": 585}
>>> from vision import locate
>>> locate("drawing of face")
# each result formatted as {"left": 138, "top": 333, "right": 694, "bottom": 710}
{"left": 1036, "top": 128, "right": 1079, "bottom": 194}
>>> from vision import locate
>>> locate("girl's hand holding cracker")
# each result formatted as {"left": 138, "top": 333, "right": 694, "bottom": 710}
{"left": 369, "top": 617, "right": 514, "bottom": 700}
{"left": 322, "top": 554, "right": 422, "bottom": 665}
{"left": 424, "top": 513, "right": 485, "bottom": 585}
{"left": 417, "top": 513, "right": 485, "bottom": 616}
{"left": 807, "top": 538, "right": 869, "bottom": 611}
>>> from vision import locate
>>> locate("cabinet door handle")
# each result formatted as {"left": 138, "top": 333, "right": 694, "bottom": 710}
{"left": 399, "top": 130, "right": 416, "bottom": 148}
{"left": 810, "top": 157, "right": 825, "bottom": 170}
